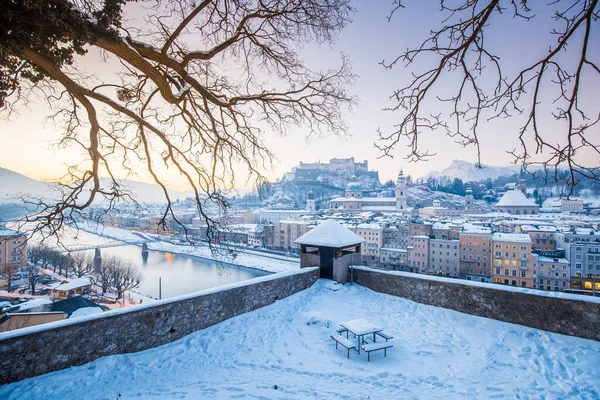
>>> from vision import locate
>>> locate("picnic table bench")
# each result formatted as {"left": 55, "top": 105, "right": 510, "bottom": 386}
{"left": 331, "top": 335, "right": 357, "bottom": 358}
{"left": 361, "top": 342, "right": 393, "bottom": 361}
{"left": 375, "top": 331, "right": 393, "bottom": 342}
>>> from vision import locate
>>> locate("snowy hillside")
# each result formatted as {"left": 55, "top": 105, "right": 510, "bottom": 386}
{"left": 0, "top": 167, "right": 51, "bottom": 202}
{"left": 2, "top": 280, "right": 598, "bottom": 399}
{"left": 0, "top": 167, "right": 193, "bottom": 204}
{"left": 423, "top": 160, "right": 519, "bottom": 182}
{"left": 406, "top": 185, "right": 492, "bottom": 211}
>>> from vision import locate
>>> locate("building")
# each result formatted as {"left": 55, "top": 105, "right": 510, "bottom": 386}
{"left": 465, "top": 184, "right": 474, "bottom": 210}
{"left": 355, "top": 223, "right": 383, "bottom": 266}
{"left": 428, "top": 238, "right": 460, "bottom": 277}
{"left": 418, "top": 200, "right": 464, "bottom": 219}
{"left": 407, "top": 235, "right": 429, "bottom": 274}
{"left": 379, "top": 248, "right": 408, "bottom": 270}
{"left": 329, "top": 168, "right": 408, "bottom": 214}
{"left": 491, "top": 233, "right": 533, "bottom": 288}
{"left": 555, "top": 230, "right": 600, "bottom": 291}
{"left": 382, "top": 221, "right": 410, "bottom": 249}
{"left": 306, "top": 190, "right": 316, "bottom": 212}
{"left": 494, "top": 189, "right": 539, "bottom": 215}
{"left": 395, "top": 169, "right": 407, "bottom": 212}
{"left": 561, "top": 199, "right": 584, "bottom": 212}
{"left": 522, "top": 226, "right": 557, "bottom": 250}
{"left": 459, "top": 228, "right": 492, "bottom": 282}
{"left": 274, "top": 220, "right": 311, "bottom": 252}
{"left": 532, "top": 253, "right": 570, "bottom": 291}
{"left": 0, "top": 230, "right": 27, "bottom": 279}
{"left": 50, "top": 278, "right": 93, "bottom": 300}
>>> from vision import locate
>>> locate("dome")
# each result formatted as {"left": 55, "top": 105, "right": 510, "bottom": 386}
{"left": 397, "top": 168, "right": 405, "bottom": 183}
{"left": 346, "top": 175, "right": 362, "bottom": 191}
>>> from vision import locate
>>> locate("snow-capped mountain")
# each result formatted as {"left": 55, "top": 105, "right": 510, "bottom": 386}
{"left": 0, "top": 167, "right": 193, "bottom": 204}
{"left": 422, "top": 160, "right": 520, "bottom": 182}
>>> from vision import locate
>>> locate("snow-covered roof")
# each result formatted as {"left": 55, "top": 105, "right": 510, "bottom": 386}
{"left": 496, "top": 190, "right": 538, "bottom": 207}
{"left": 461, "top": 223, "right": 492, "bottom": 234}
{"left": 50, "top": 278, "right": 92, "bottom": 291}
{"left": 492, "top": 233, "right": 532, "bottom": 243}
{"left": 0, "top": 229, "right": 24, "bottom": 237}
{"left": 355, "top": 223, "right": 382, "bottom": 230}
{"left": 294, "top": 219, "right": 365, "bottom": 248}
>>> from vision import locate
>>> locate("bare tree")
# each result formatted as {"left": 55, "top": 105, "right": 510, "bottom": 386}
{"left": 1, "top": 0, "right": 355, "bottom": 240}
{"left": 110, "top": 261, "right": 141, "bottom": 300}
{"left": 378, "top": 0, "right": 599, "bottom": 193}
{"left": 70, "top": 252, "right": 94, "bottom": 278}
{"left": 28, "top": 265, "right": 42, "bottom": 295}
{"left": 89, "top": 255, "right": 140, "bottom": 298}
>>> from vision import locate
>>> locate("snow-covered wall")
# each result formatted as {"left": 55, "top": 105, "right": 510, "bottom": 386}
{"left": 0, "top": 268, "right": 319, "bottom": 384}
{"left": 353, "top": 267, "right": 600, "bottom": 342}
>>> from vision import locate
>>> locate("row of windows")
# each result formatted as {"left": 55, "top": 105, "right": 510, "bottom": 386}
{"left": 495, "top": 268, "right": 528, "bottom": 278}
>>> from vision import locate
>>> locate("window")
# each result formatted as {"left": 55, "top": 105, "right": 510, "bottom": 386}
{"left": 521, "top": 271, "right": 526, "bottom": 278}
{"left": 504, "top": 269, "right": 509, "bottom": 276}
{"left": 495, "top": 268, "right": 500, "bottom": 275}
{"left": 512, "top": 270, "right": 517, "bottom": 277}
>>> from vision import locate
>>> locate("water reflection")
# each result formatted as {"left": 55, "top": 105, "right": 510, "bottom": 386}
{"left": 33, "top": 227, "right": 270, "bottom": 299}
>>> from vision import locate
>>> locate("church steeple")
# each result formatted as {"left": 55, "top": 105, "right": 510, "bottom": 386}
{"left": 395, "top": 168, "right": 407, "bottom": 212}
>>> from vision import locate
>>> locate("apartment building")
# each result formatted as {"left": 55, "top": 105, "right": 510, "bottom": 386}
{"left": 555, "top": 230, "right": 600, "bottom": 291}
{"left": 428, "top": 238, "right": 460, "bottom": 277}
{"left": 459, "top": 230, "right": 492, "bottom": 282}
{"left": 355, "top": 223, "right": 383, "bottom": 266}
{"left": 407, "top": 235, "right": 429, "bottom": 274}
{"left": 382, "top": 221, "right": 410, "bottom": 249}
{"left": 532, "top": 253, "right": 570, "bottom": 291}
{"left": 522, "top": 226, "right": 557, "bottom": 250}
{"left": 379, "top": 248, "right": 408, "bottom": 270}
{"left": 0, "top": 229, "right": 27, "bottom": 273}
{"left": 491, "top": 233, "right": 533, "bottom": 288}
{"left": 274, "top": 220, "right": 311, "bottom": 252}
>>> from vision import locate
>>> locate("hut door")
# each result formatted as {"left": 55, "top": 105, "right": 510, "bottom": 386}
{"left": 319, "top": 247, "right": 334, "bottom": 280}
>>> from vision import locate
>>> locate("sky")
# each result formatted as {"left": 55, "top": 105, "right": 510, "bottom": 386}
{"left": 0, "top": 1, "right": 597, "bottom": 189}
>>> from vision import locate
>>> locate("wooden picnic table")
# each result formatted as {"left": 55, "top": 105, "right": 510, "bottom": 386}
{"left": 339, "top": 318, "right": 383, "bottom": 354}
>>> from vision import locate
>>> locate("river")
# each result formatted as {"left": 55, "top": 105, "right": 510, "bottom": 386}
{"left": 38, "top": 227, "right": 271, "bottom": 299}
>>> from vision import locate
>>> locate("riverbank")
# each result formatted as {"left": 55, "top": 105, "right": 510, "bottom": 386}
{"left": 78, "top": 221, "right": 301, "bottom": 274}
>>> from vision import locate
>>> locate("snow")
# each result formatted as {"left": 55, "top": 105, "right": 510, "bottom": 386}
{"left": 15, "top": 298, "right": 53, "bottom": 311}
{"left": 1, "top": 279, "right": 599, "bottom": 399}
{"left": 68, "top": 307, "right": 104, "bottom": 319}
{"left": 295, "top": 219, "right": 365, "bottom": 248}
{"left": 50, "top": 278, "right": 91, "bottom": 291}
{"left": 496, "top": 189, "right": 538, "bottom": 207}
{"left": 354, "top": 266, "right": 600, "bottom": 304}
{"left": 492, "top": 232, "right": 532, "bottom": 243}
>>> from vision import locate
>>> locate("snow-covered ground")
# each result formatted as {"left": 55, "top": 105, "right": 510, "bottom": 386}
{"left": 2, "top": 280, "right": 599, "bottom": 399}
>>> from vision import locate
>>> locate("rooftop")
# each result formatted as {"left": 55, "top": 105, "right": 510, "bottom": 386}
{"left": 496, "top": 190, "right": 538, "bottom": 207}
{"left": 492, "top": 233, "right": 532, "bottom": 243}
{"left": 295, "top": 219, "right": 365, "bottom": 248}
{"left": 2, "top": 280, "right": 598, "bottom": 399}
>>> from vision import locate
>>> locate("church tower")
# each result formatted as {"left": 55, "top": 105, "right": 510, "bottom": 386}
{"left": 306, "top": 190, "right": 316, "bottom": 212}
{"left": 465, "top": 183, "right": 474, "bottom": 210}
{"left": 395, "top": 168, "right": 407, "bottom": 212}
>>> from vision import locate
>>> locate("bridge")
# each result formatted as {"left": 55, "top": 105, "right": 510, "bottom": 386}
{"left": 60, "top": 240, "right": 148, "bottom": 253}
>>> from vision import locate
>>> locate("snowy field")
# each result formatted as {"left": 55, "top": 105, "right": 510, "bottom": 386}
{"left": 2, "top": 280, "right": 599, "bottom": 400}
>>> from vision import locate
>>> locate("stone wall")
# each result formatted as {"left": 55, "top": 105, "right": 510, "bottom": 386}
{"left": 0, "top": 268, "right": 319, "bottom": 384}
{"left": 353, "top": 267, "right": 600, "bottom": 342}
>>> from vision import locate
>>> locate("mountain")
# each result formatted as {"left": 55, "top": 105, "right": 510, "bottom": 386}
{"left": 422, "top": 160, "right": 520, "bottom": 183}
{"left": 0, "top": 167, "right": 51, "bottom": 202}
{"left": 0, "top": 167, "right": 193, "bottom": 205}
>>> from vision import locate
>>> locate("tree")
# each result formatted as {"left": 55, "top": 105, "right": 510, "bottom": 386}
{"left": 28, "top": 265, "right": 41, "bottom": 296}
{"left": 1, "top": 0, "right": 354, "bottom": 239}
{"left": 89, "top": 255, "right": 140, "bottom": 298}
{"left": 377, "top": 1, "right": 599, "bottom": 193}
{"left": 110, "top": 261, "right": 141, "bottom": 300}
{"left": 70, "top": 252, "right": 94, "bottom": 278}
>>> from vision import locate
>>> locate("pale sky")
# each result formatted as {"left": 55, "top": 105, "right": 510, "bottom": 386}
{"left": 1, "top": 1, "right": 597, "bottom": 189}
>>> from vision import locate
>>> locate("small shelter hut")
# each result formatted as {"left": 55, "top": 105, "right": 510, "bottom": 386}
{"left": 295, "top": 220, "right": 364, "bottom": 284}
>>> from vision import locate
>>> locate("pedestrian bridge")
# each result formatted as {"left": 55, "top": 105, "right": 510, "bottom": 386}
{"left": 60, "top": 240, "right": 147, "bottom": 253}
